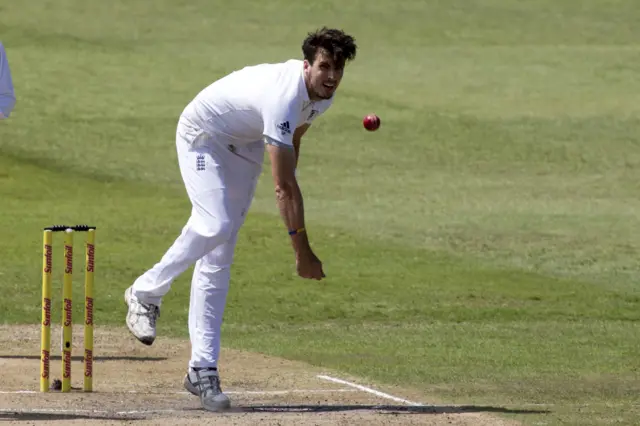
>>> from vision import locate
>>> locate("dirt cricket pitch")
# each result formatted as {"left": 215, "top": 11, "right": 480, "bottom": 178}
{"left": 0, "top": 325, "right": 518, "bottom": 425}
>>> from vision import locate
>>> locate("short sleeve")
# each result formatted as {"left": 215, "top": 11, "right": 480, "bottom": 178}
{"left": 262, "top": 95, "right": 301, "bottom": 148}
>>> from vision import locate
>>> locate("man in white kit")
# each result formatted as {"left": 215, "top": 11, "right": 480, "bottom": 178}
{"left": 124, "top": 27, "right": 357, "bottom": 411}
{"left": 0, "top": 42, "right": 17, "bottom": 119}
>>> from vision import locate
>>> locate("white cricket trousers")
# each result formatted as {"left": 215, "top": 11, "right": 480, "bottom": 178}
{"left": 131, "top": 117, "right": 263, "bottom": 369}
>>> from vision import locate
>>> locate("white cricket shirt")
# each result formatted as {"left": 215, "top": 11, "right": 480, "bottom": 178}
{"left": 0, "top": 42, "right": 16, "bottom": 119}
{"left": 181, "top": 59, "right": 333, "bottom": 147}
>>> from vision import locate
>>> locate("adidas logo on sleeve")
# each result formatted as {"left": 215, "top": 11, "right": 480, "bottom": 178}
{"left": 276, "top": 121, "right": 291, "bottom": 136}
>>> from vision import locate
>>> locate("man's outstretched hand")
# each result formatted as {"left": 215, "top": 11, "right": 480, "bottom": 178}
{"left": 296, "top": 250, "right": 325, "bottom": 280}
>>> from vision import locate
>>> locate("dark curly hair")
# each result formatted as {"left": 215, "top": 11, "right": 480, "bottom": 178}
{"left": 302, "top": 27, "right": 357, "bottom": 69}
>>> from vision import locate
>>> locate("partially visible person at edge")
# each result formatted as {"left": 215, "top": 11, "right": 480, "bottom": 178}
{"left": 124, "top": 27, "right": 357, "bottom": 412}
{"left": 0, "top": 42, "right": 16, "bottom": 119}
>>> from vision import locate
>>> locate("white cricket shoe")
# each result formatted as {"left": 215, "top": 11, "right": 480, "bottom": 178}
{"left": 183, "top": 368, "right": 231, "bottom": 412}
{"left": 124, "top": 286, "right": 159, "bottom": 346}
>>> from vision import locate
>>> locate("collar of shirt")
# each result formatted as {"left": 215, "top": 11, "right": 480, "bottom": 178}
{"left": 299, "top": 63, "right": 311, "bottom": 109}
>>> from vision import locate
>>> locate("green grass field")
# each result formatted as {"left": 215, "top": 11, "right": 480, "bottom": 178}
{"left": 1, "top": 1, "right": 639, "bottom": 424}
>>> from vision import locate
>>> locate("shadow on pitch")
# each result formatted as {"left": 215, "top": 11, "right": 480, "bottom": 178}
{"left": 0, "top": 355, "right": 167, "bottom": 362}
{"left": 236, "top": 404, "right": 550, "bottom": 415}
{"left": 0, "top": 412, "right": 143, "bottom": 421}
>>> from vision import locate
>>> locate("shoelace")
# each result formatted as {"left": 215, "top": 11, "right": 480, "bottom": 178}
{"left": 137, "top": 301, "right": 160, "bottom": 327}
{"left": 194, "top": 369, "right": 221, "bottom": 394}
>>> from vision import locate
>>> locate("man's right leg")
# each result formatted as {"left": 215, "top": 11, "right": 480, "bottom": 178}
{"left": 126, "top": 121, "right": 235, "bottom": 345}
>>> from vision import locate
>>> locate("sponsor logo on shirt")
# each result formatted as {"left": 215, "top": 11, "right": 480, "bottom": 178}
{"left": 277, "top": 121, "right": 291, "bottom": 136}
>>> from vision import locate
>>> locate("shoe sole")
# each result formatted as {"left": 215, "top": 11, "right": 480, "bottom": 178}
{"left": 124, "top": 287, "right": 155, "bottom": 346}
{"left": 183, "top": 374, "right": 199, "bottom": 396}
{"left": 202, "top": 397, "right": 231, "bottom": 412}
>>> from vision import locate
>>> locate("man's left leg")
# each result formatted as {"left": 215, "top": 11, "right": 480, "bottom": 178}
{"left": 182, "top": 141, "right": 261, "bottom": 412}
{"left": 182, "top": 232, "right": 239, "bottom": 411}
{"left": 187, "top": 231, "right": 239, "bottom": 370}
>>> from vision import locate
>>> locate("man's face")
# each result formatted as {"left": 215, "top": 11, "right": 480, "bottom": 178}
{"left": 303, "top": 49, "right": 344, "bottom": 101}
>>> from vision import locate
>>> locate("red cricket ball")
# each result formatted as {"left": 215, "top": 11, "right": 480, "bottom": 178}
{"left": 363, "top": 114, "right": 381, "bottom": 131}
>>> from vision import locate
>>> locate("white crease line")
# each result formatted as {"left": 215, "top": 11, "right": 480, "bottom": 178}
{"left": 317, "top": 375, "right": 423, "bottom": 406}
{"left": 116, "top": 409, "right": 180, "bottom": 415}
{"left": 219, "top": 389, "right": 357, "bottom": 395}
{"left": 0, "top": 389, "right": 356, "bottom": 395}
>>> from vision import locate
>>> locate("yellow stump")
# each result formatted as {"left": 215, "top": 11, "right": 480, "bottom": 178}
{"left": 61, "top": 229, "right": 74, "bottom": 392}
{"left": 40, "top": 230, "right": 53, "bottom": 392}
{"left": 83, "top": 229, "right": 95, "bottom": 392}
